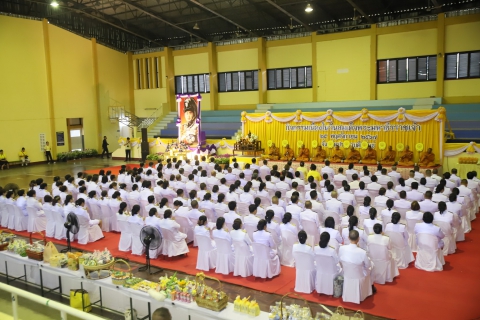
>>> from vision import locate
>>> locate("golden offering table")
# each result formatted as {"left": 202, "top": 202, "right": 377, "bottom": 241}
{"left": 233, "top": 140, "right": 264, "bottom": 157}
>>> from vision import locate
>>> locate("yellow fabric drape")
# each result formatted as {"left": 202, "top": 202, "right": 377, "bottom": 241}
{"left": 245, "top": 110, "right": 444, "bottom": 164}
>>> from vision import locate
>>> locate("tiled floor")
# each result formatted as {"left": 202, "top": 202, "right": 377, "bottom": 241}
{"left": 0, "top": 158, "right": 388, "bottom": 320}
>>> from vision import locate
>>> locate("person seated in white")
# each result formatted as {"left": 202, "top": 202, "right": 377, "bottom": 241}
{"left": 173, "top": 189, "right": 189, "bottom": 207}
{"left": 394, "top": 191, "right": 412, "bottom": 209}
{"left": 321, "top": 161, "right": 335, "bottom": 180}
{"left": 415, "top": 211, "right": 444, "bottom": 249}
{"left": 15, "top": 190, "right": 28, "bottom": 216}
{"left": 280, "top": 212, "right": 299, "bottom": 236}
{"left": 117, "top": 202, "right": 130, "bottom": 221}
{"left": 339, "top": 229, "right": 376, "bottom": 294}
{"left": 388, "top": 166, "right": 401, "bottom": 181}
{"left": 26, "top": 190, "right": 45, "bottom": 212}
{"left": 194, "top": 215, "right": 215, "bottom": 247}
{"left": 264, "top": 210, "right": 281, "bottom": 243}
{"left": 424, "top": 169, "right": 439, "bottom": 189}
{"left": 253, "top": 219, "right": 278, "bottom": 258}
{"left": 406, "top": 201, "right": 424, "bottom": 221}
{"left": 354, "top": 181, "right": 370, "bottom": 198}
{"left": 342, "top": 216, "right": 367, "bottom": 250}
{"left": 413, "top": 166, "right": 424, "bottom": 180}
{"left": 377, "top": 169, "right": 393, "bottom": 185}
{"left": 336, "top": 181, "right": 348, "bottom": 195}
{"left": 385, "top": 212, "right": 409, "bottom": 245}
{"left": 293, "top": 230, "right": 314, "bottom": 261}
{"left": 447, "top": 193, "right": 464, "bottom": 219}
{"left": 145, "top": 208, "right": 163, "bottom": 233}
{"left": 128, "top": 205, "right": 144, "bottom": 226}
{"left": 231, "top": 218, "right": 253, "bottom": 248}
{"left": 334, "top": 167, "right": 347, "bottom": 183}
{"left": 73, "top": 198, "right": 101, "bottom": 226}
{"left": 244, "top": 204, "right": 261, "bottom": 226}
{"left": 223, "top": 201, "right": 242, "bottom": 226}
{"left": 239, "top": 185, "right": 255, "bottom": 205}
{"left": 322, "top": 183, "right": 334, "bottom": 201}
{"left": 374, "top": 188, "right": 389, "bottom": 207}
{"left": 173, "top": 200, "right": 193, "bottom": 227}
{"left": 128, "top": 184, "right": 141, "bottom": 202}
{"left": 286, "top": 196, "right": 303, "bottom": 224}
{"left": 385, "top": 181, "right": 399, "bottom": 200}
{"left": 340, "top": 205, "right": 355, "bottom": 229}
{"left": 275, "top": 175, "right": 290, "bottom": 192}
{"left": 419, "top": 191, "right": 438, "bottom": 213}
{"left": 405, "top": 171, "right": 417, "bottom": 187}
{"left": 381, "top": 199, "right": 396, "bottom": 224}
{"left": 358, "top": 196, "right": 372, "bottom": 220}
{"left": 145, "top": 195, "right": 160, "bottom": 215}
{"left": 314, "top": 232, "right": 340, "bottom": 275}
{"left": 224, "top": 168, "right": 237, "bottom": 185}
{"left": 286, "top": 182, "right": 302, "bottom": 201}
{"left": 434, "top": 201, "right": 460, "bottom": 233}
{"left": 320, "top": 217, "right": 344, "bottom": 245}
{"left": 185, "top": 174, "right": 198, "bottom": 194}
{"left": 36, "top": 183, "right": 51, "bottom": 201}
{"left": 326, "top": 191, "right": 344, "bottom": 215}
{"left": 292, "top": 172, "right": 306, "bottom": 188}
{"left": 395, "top": 178, "right": 411, "bottom": 193}
{"left": 466, "top": 171, "right": 480, "bottom": 193}
{"left": 199, "top": 193, "right": 215, "bottom": 211}
{"left": 363, "top": 208, "right": 384, "bottom": 235}
{"left": 300, "top": 201, "right": 321, "bottom": 228}
{"left": 346, "top": 163, "right": 358, "bottom": 176}
{"left": 225, "top": 185, "right": 240, "bottom": 203}
{"left": 431, "top": 168, "right": 443, "bottom": 182}
{"left": 359, "top": 170, "right": 372, "bottom": 184}
{"left": 458, "top": 179, "right": 473, "bottom": 202}
{"left": 158, "top": 181, "right": 177, "bottom": 199}
{"left": 188, "top": 200, "right": 204, "bottom": 223}
{"left": 214, "top": 194, "right": 229, "bottom": 216}
{"left": 349, "top": 174, "right": 361, "bottom": 190}
{"left": 213, "top": 216, "right": 233, "bottom": 251}
{"left": 159, "top": 209, "right": 188, "bottom": 242}
{"left": 338, "top": 185, "right": 356, "bottom": 206}
{"left": 367, "top": 175, "right": 382, "bottom": 193}
{"left": 432, "top": 185, "right": 449, "bottom": 203}
{"left": 448, "top": 168, "right": 461, "bottom": 187}
{"left": 406, "top": 182, "right": 425, "bottom": 202}
{"left": 417, "top": 178, "right": 431, "bottom": 194}
{"left": 441, "top": 174, "right": 456, "bottom": 190}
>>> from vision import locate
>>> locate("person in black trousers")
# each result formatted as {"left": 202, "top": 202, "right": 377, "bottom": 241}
{"left": 101, "top": 136, "right": 110, "bottom": 159}
{"left": 125, "top": 137, "right": 131, "bottom": 161}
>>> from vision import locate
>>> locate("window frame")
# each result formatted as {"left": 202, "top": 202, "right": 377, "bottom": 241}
{"left": 174, "top": 73, "right": 210, "bottom": 95}
{"left": 444, "top": 50, "right": 480, "bottom": 80}
{"left": 218, "top": 70, "right": 259, "bottom": 92}
{"left": 377, "top": 55, "right": 437, "bottom": 84}
{"left": 267, "top": 66, "right": 313, "bottom": 90}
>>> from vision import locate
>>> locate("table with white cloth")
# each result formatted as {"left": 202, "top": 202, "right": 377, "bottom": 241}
{"left": 0, "top": 251, "right": 269, "bottom": 320}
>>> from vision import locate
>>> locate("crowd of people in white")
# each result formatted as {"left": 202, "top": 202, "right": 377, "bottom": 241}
{"left": 0, "top": 156, "right": 478, "bottom": 304}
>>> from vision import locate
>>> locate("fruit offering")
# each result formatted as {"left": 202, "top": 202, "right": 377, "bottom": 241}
{"left": 8, "top": 239, "right": 28, "bottom": 257}
{"left": 79, "top": 248, "right": 113, "bottom": 266}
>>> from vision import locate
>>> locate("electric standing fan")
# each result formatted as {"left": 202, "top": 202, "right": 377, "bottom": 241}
{"left": 61, "top": 212, "right": 79, "bottom": 253}
{"left": 138, "top": 226, "right": 163, "bottom": 274}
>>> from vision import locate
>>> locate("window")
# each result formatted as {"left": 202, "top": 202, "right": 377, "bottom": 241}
{"left": 136, "top": 59, "right": 141, "bottom": 89}
{"left": 377, "top": 55, "right": 437, "bottom": 83}
{"left": 218, "top": 70, "right": 258, "bottom": 92}
{"left": 445, "top": 51, "right": 480, "bottom": 79}
{"left": 145, "top": 58, "right": 150, "bottom": 89}
{"left": 267, "top": 66, "right": 313, "bottom": 89}
{"left": 174, "top": 73, "right": 210, "bottom": 94}
{"left": 154, "top": 57, "right": 160, "bottom": 88}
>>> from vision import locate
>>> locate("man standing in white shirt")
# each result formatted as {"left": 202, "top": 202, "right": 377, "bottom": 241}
{"left": 388, "top": 166, "right": 401, "bottom": 184}
{"left": 321, "top": 160, "right": 335, "bottom": 180}
{"left": 325, "top": 191, "right": 344, "bottom": 215}
{"left": 407, "top": 182, "right": 425, "bottom": 201}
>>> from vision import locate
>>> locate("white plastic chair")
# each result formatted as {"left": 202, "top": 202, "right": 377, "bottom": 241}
{"left": 435, "top": 220, "right": 456, "bottom": 256}
{"left": 232, "top": 240, "right": 253, "bottom": 277}
{"left": 341, "top": 261, "right": 373, "bottom": 304}
{"left": 195, "top": 234, "right": 217, "bottom": 271}
{"left": 26, "top": 207, "right": 46, "bottom": 232}
{"left": 406, "top": 218, "right": 422, "bottom": 252}
{"left": 292, "top": 251, "right": 316, "bottom": 293}
{"left": 130, "top": 222, "right": 146, "bottom": 256}
{"left": 301, "top": 219, "right": 319, "bottom": 247}
{"left": 12, "top": 205, "right": 28, "bottom": 232}
{"left": 43, "top": 208, "right": 56, "bottom": 237}
{"left": 252, "top": 242, "right": 280, "bottom": 278}
{"left": 385, "top": 231, "right": 414, "bottom": 269}
{"left": 280, "top": 229, "right": 296, "bottom": 267}
{"left": 314, "top": 254, "right": 339, "bottom": 295}
{"left": 118, "top": 220, "right": 132, "bottom": 252}
{"left": 415, "top": 233, "right": 444, "bottom": 272}
{"left": 160, "top": 228, "right": 189, "bottom": 257}
{"left": 367, "top": 243, "right": 399, "bottom": 284}
{"left": 99, "top": 203, "right": 111, "bottom": 232}
{"left": 213, "top": 237, "right": 235, "bottom": 275}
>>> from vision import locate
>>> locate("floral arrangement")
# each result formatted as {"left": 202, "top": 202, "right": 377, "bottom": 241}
{"left": 8, "top": 239, "right": 28, "bottom": 257}
{"left": 165, "top": 141, "right": 190, "bottom": 153}
{"left": 269, "top": 301, "right": 312, "bottom": 320}
{"left": 25, "top": 242, "right": 45, "bottom": 253}
{"left": 79, "top": 248, "right": 113, "bottom": 267}
{"left": 146, "top": 153, "right": 164, "bottom": 161}
{"left": 0, "top": 232, "right": 15, "bottom": 245}
{"left": 459, "top": 157, "right": 478, "bottom": 164}
{"left": 57, "top": 149, "right": 98, "bottom": 161}
{"left": 146, "top": 273, "right": 197, "bottom": 302}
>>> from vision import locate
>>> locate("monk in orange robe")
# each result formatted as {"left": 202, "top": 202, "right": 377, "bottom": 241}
{"left": 362, "top": 146, "right": 377, "bottom": 164}
{"left": 398, "top": 145, "right": 414, "bottom": 166}
{"left": 280, "top": 144, "right": 295, "bottom": 161}
{"left": 381, "top": 146, "right": 396, "bottom": 165}
{"left": 330, "top": 145, "right": 344, "bottom": 163}
{"left": 419, "top": 148, "right": 435, "bottom": 167}
{"left": 313, "top": 146, "right": 327, "bottom": 162}
{"left": 261, "top": 143, "right": 279, "bottom": 160}
{"left": 297, "top": 145, "right": 310, "bottom": 161}
{"left": 346, "top": 146, "right": 361, "bottom": 163}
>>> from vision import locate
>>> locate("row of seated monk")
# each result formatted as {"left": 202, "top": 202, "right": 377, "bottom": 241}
{"left": 262, "top": 144, "right": 436, "bottom": 167}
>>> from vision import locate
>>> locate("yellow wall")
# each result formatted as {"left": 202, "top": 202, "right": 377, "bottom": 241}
{"left": 377, "top": 82, "right": 437, "bottom": 100}
{"left": 445, "top": 21, "right": 480, "bottom": 52}
{"left": 174, "top": 52, "right": 208, "bottom": 75}
{"left": 317, "top": 36, "right": 371, "bottom": 101}
{"left": 377, "top": 28, "right": 437, "bottom": 59}
{"left": 445, "top": 79, "right": 480, "bottom": 98}
{"left": 267, "top": 88, "right": 313, "bottom": 103}
{"left": 218, "top": 91, "right": 259, "bottom": 106}
{"left": 267, "top": 43, "right": 312, "bottom": 68}
{"left": 217, "top": 48, "right": 258, "bottom": 72}
{"left": 134, "top": 88, "right": 168, "bottom": 117}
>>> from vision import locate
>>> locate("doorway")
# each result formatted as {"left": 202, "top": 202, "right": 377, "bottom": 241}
{"left": 67, "top": 118, "right": 84, "bottom": 151}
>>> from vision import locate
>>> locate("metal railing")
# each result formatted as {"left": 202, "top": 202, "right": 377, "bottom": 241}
{"left": 109, "top": 106, "right": 158, "bottom": 131}
{"left": 0, "top": 282, "right": 105, "bottom": 320}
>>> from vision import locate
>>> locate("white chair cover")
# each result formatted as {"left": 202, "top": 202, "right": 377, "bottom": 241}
{"left": 258, "top": 196, "right": 271, "bottom": 207}
{"left": 99, "top": 203, "right": 111, "bottom": 232}
{"left": 43, "top": 208, "right": 56, "bottom": 237}
{"left": 213, "top": 237, "right": 235, "bottom": 275}
{"left": 77, "top": 215, "right": 103, "bottom": 244}
{"left": 252, "top": 242, "right": 280, "bottom": 278}
{"left": 292, "top": 251, "right": 316, "bottom": 293}
{"left": 280, "top": 229, "right": 296, "bottom": 267}
{"left": 7, "top": 204, "right": 16, "bottom": 230}
{"left": 175, "top": 216, "right": 194, "bottom": 244}
{"left": 12, "top": 205, "right": 28, "bottom": 232}
{"left": 89, "top": 203, "right": 102, "bottom": 220}
{"left": 415, "top": 233, "right": 444, "bottom": 272}
{"left": 203, "top": 208, "right": 216, "bottom": 222}
{"left": 140, "top": 200, "right": 149, "bottom": 218}
{"left": 435, "top": 220, "right": 456, "bottom": 255}
{"left": 195, "top": 235, "right": 217, "bottom": 271}
{"left": 385, "top": 231, "right": 414, "bottom": 269}
{"left": 244, "top": 223, "right": 257, "bottom": 240}
{"left": 52, "top": 210, "right": 66, "bottom": 240}
{"left": 314, "top": 255, "right": 339, "bottom": 295}
{"left": 341, "top": 261, "right": 373, "bottom": 304}
{"left": 160, "top": 228, "right": 189, "bottom": 257}
{"left": 232, "top": 240, "right": 253, "bottom": 277}
{"left": 128, "top": 198, "right": 140, "bottom": 211}
{"left": 323, "top": 210, "right": 341, "bottom": 231}
{"left": 130, "top": 222, "right": 146, "bottom": 256}
{"left": 406, "top": 218, "right": 422, "bottom": 252}
{"left": 109, "top": 203, "right": 121, "bottom": 232}
{"left": 367, "top": 243, "right": 399, "bottom": 284}
{"left": 118, "top": 220, "right": 132, "bottom": 252}
{"left": 237, "top": 202, "right": 249, "bottom": 216}
{"left": 394, "top": 207, "right": 408, "bottom": 224}
{"left": 301, "top": 219, "right": 319, "bottom": 247}
{"left": 0, "top": 203, "right": 9, "bottom": 228}
{"left": 26, "top": 207, "right": 46, "bottom": 232}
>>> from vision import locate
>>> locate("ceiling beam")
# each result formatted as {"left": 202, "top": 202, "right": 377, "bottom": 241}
{"left": 345, "top": 0, "right": 375, "bottom": 24}
{"left": 263, "top": 0, "right": 311, "bottom": 31}
{"left": 24, "top": 0, "right": 164, "bottom": 46}
{"left": 116, "top": 0, "right": 209, "bottom": 41}
{"left": 188, "top": 0, "right": 253, "bottom": 34}
{"left": 243, "top": 0, "right": 287, "bottom": 27}
{"left": 174, "top": 16, "right": 219, "bottom": 26}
